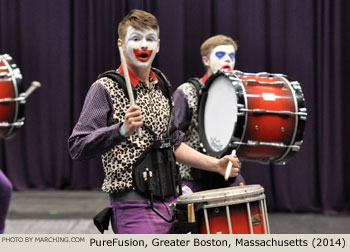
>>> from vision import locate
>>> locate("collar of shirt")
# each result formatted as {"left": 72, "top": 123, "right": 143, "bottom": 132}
{"left": 201, "top": 73, "right": 208, "bottom": 84}
{"left": 117, "top": 65, "right": 159, "bottom": 88}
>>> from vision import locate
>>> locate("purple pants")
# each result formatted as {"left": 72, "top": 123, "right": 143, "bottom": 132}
{"left": 0, "top": 170, "right": 12, "bottom": 234}
{"left": 182, "top": 174, "right": 246, "bottom": 192}
{"left": 110, "top": 197, "right": 178, "bottom": 234}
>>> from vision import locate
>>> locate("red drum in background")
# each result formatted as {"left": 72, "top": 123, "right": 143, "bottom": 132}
{"left": 176, "top": 185, "right": 270, "bottom": 234}
{"left": 198, "top": 70, "right": 307, "bottom": 164}
{"left": 0, "top": 54, "right": 24, "bottom": 139}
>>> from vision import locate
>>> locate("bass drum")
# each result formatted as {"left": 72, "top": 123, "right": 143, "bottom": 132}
{"left": 0, "top": 54, "right": 24, "bottom": 139}
{"left": 198, "top": 70, "right": 307, "bottom": 164}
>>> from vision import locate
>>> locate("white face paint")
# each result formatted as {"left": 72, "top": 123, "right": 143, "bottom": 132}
{"left": 124, "top": 26, "right": 159, "bottom": 68}
{"left": 208, "top": 44, "right": 236, "bottom": 73}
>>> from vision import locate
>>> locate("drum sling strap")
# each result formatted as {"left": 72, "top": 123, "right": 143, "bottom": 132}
{"left": 93, "top": 68, "right": 181, "bottom": 233}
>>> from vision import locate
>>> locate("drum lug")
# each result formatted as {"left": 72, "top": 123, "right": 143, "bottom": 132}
{"left": 292, "top": 141, "right": 303, "bottom": 151}
{"left": 251, "top": 214, "right": 261, "bottom": 226}
{"left": 290, "top": 81, "right": 302, "bottom": 90}
{"left": 298, "top": 107, "right": 307, "bottom": 120}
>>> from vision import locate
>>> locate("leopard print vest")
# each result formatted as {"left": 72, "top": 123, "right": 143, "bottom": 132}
{"left": 97, "top": 77, "right": 171, "bottom": 193}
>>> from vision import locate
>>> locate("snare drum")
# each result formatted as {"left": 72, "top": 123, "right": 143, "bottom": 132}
{"left": 198, "top": 70, "right": 307, "bottom": 164}
{"left": 0, "top": 54, "right": 24, "bottom": 139}
{"left": 176, "top": 185, "right": 269, "bottom": 234}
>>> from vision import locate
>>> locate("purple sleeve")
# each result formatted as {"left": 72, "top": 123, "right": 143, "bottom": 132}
{"left": 170, "top": 122, "right": 184, "bottom": 150}
{"left": 173, "top": 88, "right": 192, "bottom": 132}
{"left": 68, "top": 83, "right": 126, "bottom": 160}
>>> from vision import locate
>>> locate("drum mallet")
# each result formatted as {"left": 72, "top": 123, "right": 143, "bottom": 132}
{"left": 21, "top": 81, "right": 41, "bottom": 99}
{"left": 224, "top": 149, "right": 236, "bottom": 181}
{"left": 118, "top": 41, "right": 142, "bottom": 137}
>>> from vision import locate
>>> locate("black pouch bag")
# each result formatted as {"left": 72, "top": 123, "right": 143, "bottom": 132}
{"left": 132, "top": 138, "right": 180, "bottom": 201}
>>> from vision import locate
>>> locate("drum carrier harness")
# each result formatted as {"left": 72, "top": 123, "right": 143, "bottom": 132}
{"left": 96, "top": 67, "right": 182, "bottom": 226}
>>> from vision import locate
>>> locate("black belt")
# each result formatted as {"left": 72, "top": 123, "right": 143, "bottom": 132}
{"left": 109, "top": 190, "right": 149, "bottom": 201}
{"left": 109, "top": 190, "right": 171, "bottom": 201}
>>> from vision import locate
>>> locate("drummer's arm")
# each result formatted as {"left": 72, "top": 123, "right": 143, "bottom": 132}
{"left": 174, "top": 142, "right": 240, "bottom": 178}
{"left": 68, "top": 83, "right": 125, "bottom": 160}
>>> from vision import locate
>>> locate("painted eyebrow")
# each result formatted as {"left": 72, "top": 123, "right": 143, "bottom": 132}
{"left": 128, "top": 31, "right": 157, "bottom": 38}
{"left": 128, "top": 32, "right": 142, "bottom": 37}
{"left": 146, "top": 35, "right": 157, "bottom": 42}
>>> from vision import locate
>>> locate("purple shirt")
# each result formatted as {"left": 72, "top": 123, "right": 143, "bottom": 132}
{"left": 68, "top": 80, "right": 184, "bottom": 161}
{"left": 173, "top": 73, "right": 208, "bottom": 132}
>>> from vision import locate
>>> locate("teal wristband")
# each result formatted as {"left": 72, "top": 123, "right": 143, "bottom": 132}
{"left": 120, "top": 125, "right": 129, "bottom": 138}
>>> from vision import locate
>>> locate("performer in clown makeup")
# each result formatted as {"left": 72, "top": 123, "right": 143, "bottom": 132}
{"left": 174, "top": 35, "right": 246, "bottom": 193}
{"left": 124, "top": 27, "right": 158, "bottom": 66}
{"left": 69, "top": 11, "right": 240, "bottom": 234}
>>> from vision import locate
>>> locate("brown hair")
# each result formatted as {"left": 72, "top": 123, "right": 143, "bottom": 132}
{"left": 118, "top": 9, "right": 160, "bottom": 42}
{"left": 200, "top": 35, "right": 238, "bottom": 58}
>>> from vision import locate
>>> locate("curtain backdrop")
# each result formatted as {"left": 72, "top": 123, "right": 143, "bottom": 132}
{"left": 0, "top": 0, "right": 349, "bottom": 214}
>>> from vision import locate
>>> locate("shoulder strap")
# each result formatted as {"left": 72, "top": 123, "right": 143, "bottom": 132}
{"left": 151, "top": 67, "right": 173, "bottom": 99}
{"left": 151, "top": 67, "right": 174, "bottom": 137}
{"left": 97, "top": 70, "right": 137, "bottom": 100}
{"left": 186, "top": 77, "right": 203, "bottom": 97}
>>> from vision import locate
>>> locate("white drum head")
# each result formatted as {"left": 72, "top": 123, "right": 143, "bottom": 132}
{"left": 177, "top": 185, "right": 265, "bottom": 204}
{"left": 204, "top": 75, "right": 238, "bottom": 152}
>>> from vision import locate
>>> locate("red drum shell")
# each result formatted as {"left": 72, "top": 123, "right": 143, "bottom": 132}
{"left": 176, "top": 185, "right": 270, "bottom": 234}
{"left": 198, "top": 70, "right": 307, "bottom": 164}
{"left": 0, "top": 54, "right": 24, "bottom": 139}
{"left": 237, "top": 74, "right": 296, "bottom": 160}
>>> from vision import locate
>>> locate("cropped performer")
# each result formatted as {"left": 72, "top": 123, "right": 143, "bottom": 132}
{"left": 68, "top": 10, "right": 240, "bottom": 234}
{"left": 174, "top": 35, "right": 246, "bottom": 192}
{"left": 0, "top": 54, "right": 41, "bottom": 234}
{"left": 0, "top": 170, "right": 12, "bottom": 234}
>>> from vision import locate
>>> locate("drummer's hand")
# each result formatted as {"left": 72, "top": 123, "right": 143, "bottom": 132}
{"left": 121, "top": 105, "right": 143, "bottom": 136}
{"left": 216, "top": 154, "right": 241, "bottom": 178}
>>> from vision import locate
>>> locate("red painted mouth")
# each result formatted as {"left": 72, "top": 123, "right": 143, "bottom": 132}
{"left": 221, "top": 65, "right": 232, "bottom": 71}
{"left": 133, "top": 49, "right": 153, "bottom": 62}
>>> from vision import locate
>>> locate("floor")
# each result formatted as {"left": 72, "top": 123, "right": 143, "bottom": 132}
{"left": 4, "top": 191, "right": 350, "bottom": 234}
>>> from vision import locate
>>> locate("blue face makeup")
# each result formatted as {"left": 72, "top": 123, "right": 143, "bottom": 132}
{"left": 215, "top": 51, "right": 226, "bottom": 60}
{"left": 215, "top": 51, "right": 235, "bottom": 62}
{"left": 229, "top": 52, "right": 235, "bottom": 62}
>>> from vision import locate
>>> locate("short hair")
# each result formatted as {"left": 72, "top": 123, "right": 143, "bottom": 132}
{"left": 118, "top": 9, "right": 160, "bottom": 42}
{"left": 200, "top": 35, "right": 238, "bottom": 58}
